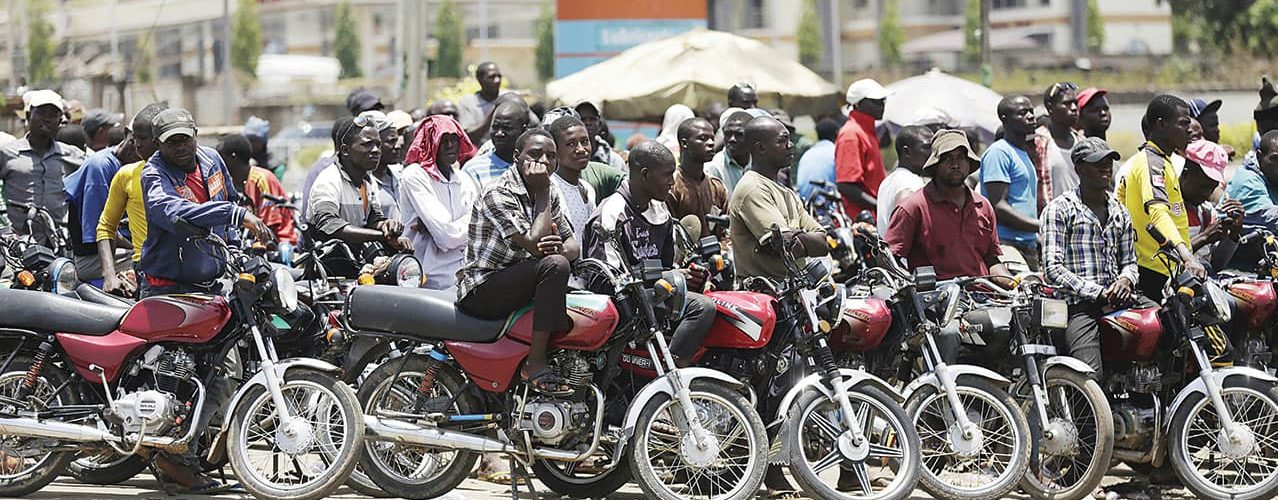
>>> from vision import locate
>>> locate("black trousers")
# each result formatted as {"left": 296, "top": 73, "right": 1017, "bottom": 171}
{"left": 458, "top": 255, "right": 574, "bottom": 333}
{"left": 668, "top": 292, "right": 716, "bottom": 360}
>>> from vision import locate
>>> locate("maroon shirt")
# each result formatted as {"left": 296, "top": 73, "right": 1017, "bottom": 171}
{"left": 885, "top": 184, "right": 1002, "bottom": 280}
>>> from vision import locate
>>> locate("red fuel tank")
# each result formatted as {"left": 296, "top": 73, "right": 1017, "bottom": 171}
{"left": 504, "top": 293, "right": 619, "bottom": 351}
{"left": 1228, "top": 280, "right": 1277, "bottom": 332}
{"left": 1100, "top": 306, "right": 1163, "bottom": 362}
{"left": 701, "top": 291, "right": 777, "bottom": 350}
{"left": 117, "top": 295, "right": 232, "bottom": 343}
{"left": 829, "top": 297, "right": 893, "bottom": 353}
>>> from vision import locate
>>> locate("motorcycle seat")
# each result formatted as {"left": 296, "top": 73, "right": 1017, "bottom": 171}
{"left": 73, "top": 283, "right": 135, "bottom": 309}
{"left": 0, "top": 289, "right": 126, "bottom": 335}
{"left": 346, "top": 285, "right": 506, "bottom": 343}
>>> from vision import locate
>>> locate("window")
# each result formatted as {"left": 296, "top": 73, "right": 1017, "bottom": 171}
{"left": 993, "top": 0, "right": 1027, "bottom": 9}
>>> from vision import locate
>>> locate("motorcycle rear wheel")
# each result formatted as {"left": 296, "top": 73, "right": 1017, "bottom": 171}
{"left": 67, "top": 451, "right": 147, "bottom": 485}
{"left": 1020, "top": 368, "right": 1114, "bottom": 500}
{"left": 0, "top": 357, "right": 78, "bottom": 496}
{"left": 1168, "top": 377, "right": 1278, "bottom": 500}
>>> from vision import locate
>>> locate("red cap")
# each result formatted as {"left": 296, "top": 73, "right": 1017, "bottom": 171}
{"left": 1077, "top": 87, "right": 1108, "bottom": 109}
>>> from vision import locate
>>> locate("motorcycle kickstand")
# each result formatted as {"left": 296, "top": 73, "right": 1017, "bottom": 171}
{"left": 508, "top": 454, "right": 539, "bottom": 500}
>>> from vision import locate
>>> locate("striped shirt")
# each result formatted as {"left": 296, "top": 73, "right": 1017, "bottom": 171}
{"left": 461, "top": 151, "right": 513, "bottom": 188}
{"left": 1040, "top": 189, "right": 1140, "bottom": 303}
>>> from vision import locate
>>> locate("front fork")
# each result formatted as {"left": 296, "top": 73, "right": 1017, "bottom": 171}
{"left": 924, "top": 333, "right": 978, "bottom": 433}
{"left": 648, "top": 331, "right": 711, "bottom": 449}
{"left": 249, "top": 324, "right": 294, "bottom": 420}
{"left": 1190, "top": 341, "right": 1239, "bottom": 430}
{"left": 810, "top": 337, "right": 871, "bottom": 444}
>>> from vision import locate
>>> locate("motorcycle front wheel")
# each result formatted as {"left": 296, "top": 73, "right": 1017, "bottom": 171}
{"left": 787, "top": 385, "right": 921, "bottom": 500}
{"left": 1168, "top": 376, "right": 1278, "bottom": 500}
{"left": 1020, "top": 368, "right": 1114, "bottom": 500}
{"left": 906, "top": 377, "right": 1031, "bottom": 500}
{"left": 226, "top": 368, "right": 364, "bottom": 500}
{"left": 629, "top": 379, "right": 767, "bottom": 500}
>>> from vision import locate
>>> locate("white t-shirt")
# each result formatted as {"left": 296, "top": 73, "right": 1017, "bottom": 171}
{"left": 876, "top": 167, "right": 926, "bottom": 235}
{"left": 1048, "top": 138, "right": 1078, "bottom": 200}
{"left": 552, "top": 173, "right": 596, "bottom": 243}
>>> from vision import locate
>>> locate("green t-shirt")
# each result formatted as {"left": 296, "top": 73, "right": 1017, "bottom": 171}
{"left": 583, "top": 161, "right": 625, "bottom": 200}
{"left": 728, "top": 170, "right": 823, "bottom": 280}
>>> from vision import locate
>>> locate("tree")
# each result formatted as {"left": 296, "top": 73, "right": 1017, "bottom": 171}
{"left": 797, "top": 0, "right": 822, "bottom": 69}
{"left": 878, "top": 0, "right": 904, "bottom": 67}
{"left": 1085, "top": 0, "right": 1105, "bottom": 54}
{"left": 534, "top": 0, "right": 554, "bottom": 81}
{"left": 962, "top": 0, "right": 982, "bottom": 68}
{"left": 334, "top": 0, "right": 362, "bottom": 78}
{"left": 26, "top": 0, "right": 57, "bottom": 87}
{"left": 1163, "top": 0, "right": 1252, "bottom": 53}
{"left": 134, "top": 34, "right": 154, "bottom": 84}
{"left": 1244, "top": 0, "right": 1278, "bottom": 55}
{"left": 435, "top": 0, "right": 465, "bottom": 78}
{"left": 231, "top": 0, "right": 262, "bottom": 77}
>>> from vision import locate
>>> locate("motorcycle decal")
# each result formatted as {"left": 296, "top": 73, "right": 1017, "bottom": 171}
{"left": 711, "top": 296, "right": 765, "bottom": 341}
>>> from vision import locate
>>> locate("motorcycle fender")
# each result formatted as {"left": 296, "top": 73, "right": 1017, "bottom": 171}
{"left": 619, "top": 368, "right": 744, "bottom": 449}
{"left": 206, "top": 358, "right": 344, "bottom": 462}
{"left": 1164, "top": 366, "right": 1278, "bottom": 431}
{"left": 902, "top": 364, "right": 1011, "bottom": 400}
{"left": 1042, "top": 355, "right": 1095, "bottom": 376}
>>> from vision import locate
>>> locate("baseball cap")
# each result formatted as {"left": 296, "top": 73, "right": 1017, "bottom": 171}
{"left": 541, "top": 106, "right": 581, "bottom": 128}
{"left": 386, "top": 110, "right": 413, "bottom": 130}
{"left": 1187, "top": 98, "right": 1223, "bottom": 119}
{"left": 1184, "top": 139, "right": 1228, "bottom": 184}
{"left": 1070, "top": 137, "right": 1121, "bottom": 164}
{"left": 346, "top": 89, "right": 384, "bottom": 115}
{"left": 1076, "top": 88, "right": 1108, "bottom": 109}
{"left": 82, "top": 109, "right": 122, "bottom": 136}
{"left": 921, "top": 129, "right": 980, "bottom": 176}
{"left": 153, "top": 108, "right": 197, "bottom": 142}
{"left": 845, "top": 79, "right": 892, "bottom": 106}
{"left": 23, "top": 89, "right": 65, "bottom": 114}
{"left": 572, "top": 99, "right": 602, "bottom": 116}
{"left": 355, "top": 110, "right": 393, "bottom": 132}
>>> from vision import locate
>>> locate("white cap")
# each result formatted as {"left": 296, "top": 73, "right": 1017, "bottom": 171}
{"left": 22, "top": 89, "right": 65, "bottom": 113}
{"left": 845, "top": 79, "right": 892, "bottom": 106}
{"left": 386, "top": 110, "right": 413, "bottom": 130}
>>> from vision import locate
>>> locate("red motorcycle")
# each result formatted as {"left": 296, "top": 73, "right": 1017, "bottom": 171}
{"left": 1217, "top": 228, "right": 1278, "bottom": 371}
{"left": 0, "top": 219, "right": 364, "bottom": 500}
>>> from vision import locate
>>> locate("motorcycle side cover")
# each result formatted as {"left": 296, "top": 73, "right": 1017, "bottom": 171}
{"left": 1099, "top": 306, "right": 1163, "bottom": 362}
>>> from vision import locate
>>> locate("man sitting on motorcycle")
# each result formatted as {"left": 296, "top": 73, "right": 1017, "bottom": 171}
{"left": 1040, "top": 137, "right": 1141, "bottom": 378}
{"left": 582, "top": 140, "right": 717, "bottom": 367}
{"left": 456, "top": 128, "right": 580, "bottom": 396}
{"left": 306, "top": 115, "right": 412, "bottom": 256}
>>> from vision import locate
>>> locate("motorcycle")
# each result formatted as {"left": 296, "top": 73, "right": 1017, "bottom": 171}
{"left": 0, "top": 217, "right": 365, "bottom": 500}
{"left": 345, "top": 219, "right": 767, "bottom": 500}
{"left": 1093, "top": 224, "right": 1278, "bottom": 499}
{"left": 1216, "top": 228, "right": 1278, "bottom": 372}
{"left": 949, "top": 276, "right": 1115, "bottom": 500}
{"left": 804, "top": 180, "right": 865, "bottom": 281}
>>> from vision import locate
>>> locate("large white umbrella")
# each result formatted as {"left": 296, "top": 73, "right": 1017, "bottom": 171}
{"left": 883, "top": 68, "right": 1004, "bottom": 142}
{"left": 546, "top": 29, "right": 841, "bottom": 120}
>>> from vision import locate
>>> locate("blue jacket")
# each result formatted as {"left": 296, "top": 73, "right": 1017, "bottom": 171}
{"left": 1226, "top": 160, "right": 1278, "bottom": 232}
{"left": 140, "top": 146, "right": 246, "bottom": 284}
{"left": 64, "top": 147, "right": 123, "bottom": 250}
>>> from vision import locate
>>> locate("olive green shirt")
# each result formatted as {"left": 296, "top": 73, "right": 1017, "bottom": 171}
{"left": 729, "top": 170, "right": 822, "bottom": 280}
{"left": 582, "top": 161, "right": 625, "bottom": 200}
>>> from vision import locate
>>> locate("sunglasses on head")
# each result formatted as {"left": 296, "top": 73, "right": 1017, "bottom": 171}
{"left": 1047, "top": 82, "right": 1079, "bottom": 102}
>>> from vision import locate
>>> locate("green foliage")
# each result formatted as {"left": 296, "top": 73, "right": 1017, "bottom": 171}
{"left": 1220, "top": 121, "right": 1258, "bottom": 157}
{"left": 435, "top": 0, "right": 465, "bottom": 78}
{"left": 26, "top": 0, "right": 57, "bottom": 87}
{"left": 962, "top": 0, "right": 981, "bottom": 68}
{"left": 134, "top": 34, "right": 154, "bottom": 84}
{"left": 534, "top": 0, "right": 554, "bottom": 81}
{"left": 334, "top": 0, "right": 362, "bottom": 78}
{"left": 797, "top": 0, "right": 823, "bottom": 69}
{"left": 879, "top": 0, "right": 903, "bottom": 67}
{"left": 1085, "top": 0, "right": 1104, "bottom": 53}
{"left": 231, "top": 0, "right": 262, "bottom": 77}
{"left": 1244, "top": 0, "right": 1278, "bottom": 55}
{"left": 1166, "top": 0, "right": 1260, "bottom": 54}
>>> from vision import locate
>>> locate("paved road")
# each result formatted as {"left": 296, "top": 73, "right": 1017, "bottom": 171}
{"left": 20, "top": 466, "right": 1198, "bottom": 500}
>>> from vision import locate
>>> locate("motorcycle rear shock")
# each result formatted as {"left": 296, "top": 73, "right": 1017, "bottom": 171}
{"left": 14, "top": 341, "right": 52, "bottom": 402}
{"left": 412, "top": 349, "right": 449, "bottom": 410}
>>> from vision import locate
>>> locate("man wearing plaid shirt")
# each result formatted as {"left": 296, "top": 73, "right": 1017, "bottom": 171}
{"left": 1040, "top": 137, "right": 1140, "bottom": 378}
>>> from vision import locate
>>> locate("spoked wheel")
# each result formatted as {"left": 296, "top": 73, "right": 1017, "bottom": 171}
{"left": 532, "top": 429, "right": 632, "bottom": 498}
{"left": 787, "top": 386, "right": 921, "bottom": 500}
{"left": 226, "top": 368, "right": 364, "bottom": 500}
{"left": 1020, "top": 368, "right": 1114, "bottom": 500}
{"left": 629, "top": 380, "right": 767, "bottom": 500}
{"left": 906, "top": 378, "right": 1031, "bottom": 500}
{"left": 0, "top": 358, "right": 79, "bottom": 496}
{"left": 1169, "top": 377, "right": 1278, "bottom": 500}
{"left": 356, "top": 355, "right": 480, "bottom": 500}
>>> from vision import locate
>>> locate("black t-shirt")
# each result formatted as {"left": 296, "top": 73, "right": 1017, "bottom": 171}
{"left": 583, "top": 183, "right": 675, "bottom": 269}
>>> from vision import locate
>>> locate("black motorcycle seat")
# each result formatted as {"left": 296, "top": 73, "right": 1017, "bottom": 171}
{"left": 74, "top": 283, "right": 135, "bottom": 309}
{"left": 0, "top": 289, "right": 126, "bottom": 335}
{"left": 346, "top": 285, "right": 506, "bottom": 343}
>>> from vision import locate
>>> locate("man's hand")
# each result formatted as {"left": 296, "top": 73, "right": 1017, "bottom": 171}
{"left": 1185, "top": 254, "right": 1209, "bottom": 279}
{"left": 989, "top": 275, "right": 1017, "bottom": 290}
{"left": 536, "top": 234, "right": 564, "bottom": 256}
{"left": 680, "top": 265, "right": 709, "bottom": 293}
{"left": 1219, "top": 199, "right": 1246, "bottom": 236}
{"left": 390, "top": 236, "right": 413, "bottom": 252}
{"left": 1200, "top": 216, "right": 1230, "bottom": 244}
{"left": 523, "top": 158, "right": 553, "bottom": 194}
{"left": 102, "top": 271, "right": 136, "bottom": 296}
{"left": 378, "top": 219, "right": 405, "bottom": 240}
{"left": 242, "top": 213, "right": 273, "bottom": 243}
{"left": 1102, "top": 277, "right": 1133, "bottom": 305}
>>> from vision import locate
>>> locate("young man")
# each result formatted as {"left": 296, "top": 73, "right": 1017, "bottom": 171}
{"left": 727, "top": 82, "right": 758, "bottom": 109}
{"left": 457, "top": 62, "right": 509, "bottom": 144}
{"left": 876, "top": 125, "right": 933, "bottom": 235}
{"left": 462, "top": 100, "right": 530, "bottom": 187}
{"left": 1077, "top": 88, "right": 1111, "bottom": 140}
{"left": 219, "top": 134, "right": 299, "bottom": 245}
{"left": 306, "top": 116, "right": 412, "bottom": 253}
{"left": 584, "top": 141, "right": 716, "bottom": 366}
{"left": 1036, "top": 82, "right": 1082, "bottom": 200}
{"left": 669, "top": 117, "right": 729, "bottom": 239}
{"left": 574, "top": 100, "right": 626, "bottom": 171}
{"left": 0, "top": 89, "right": 85, "bottom": 243}
{"left": 64, "top": 109, "right": 143, "bottom": 286}
{"left": 729, "top": 116, "right": 828, "bottom": 281}
{"left": 1116, "top": 95, "right": 1203, "bottom": 300}
{"left": 1040, "top": 138, "right": 1139, "bottom": 377}
{"left": 836, "top": 79, "right": 892, "bottom": 216}
{"left": 370, "top": 111, "right": 403, "bottom": 221}
{"left": 708, "top": 109, "right": 754, "bottom": 196}
{"left": 97, "top": 103, "right": 168, "bottom": 296}
{"left": 82, "top": 108, "right": 122, "bottom": 152}
{"left": 1227, "top": 130, "right": 1278, "bottom": 245}
{"left": 981, "top": 95, "right": 1042, "bottom": 271}
{"left": 457, "top": 129, "right": 579, "bottom": 394}
{"left": 887, "top": 129, "right": 1011, "bottom": 281}
{"left": 398, "top": 115, "right": 478, "bottom": 290}
{"left": 795, "top": 117, "right": 841, "bottom": 202}
{"left": 1180, "top": 140, "right": 1243, "bottom": 270}
{"left": 546, "top": 115, "right": 597, "bottom": 242}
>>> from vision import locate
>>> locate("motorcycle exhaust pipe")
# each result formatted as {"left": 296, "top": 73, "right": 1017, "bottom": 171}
{"left": 0, "top": 416, "right": 114, "bottom": 443}
{"left": 364, "top": 415, "right": 581, "bottom": 461}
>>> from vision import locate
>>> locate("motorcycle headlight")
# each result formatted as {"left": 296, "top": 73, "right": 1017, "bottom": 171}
{"left": 1035, "top": 297, "right": 1069, "bottom": 330}
{"left": 270, "top": 266, "right": 299, "bottom": 312}
{"left": 50, "top": 258, "right": 77, "bottom": 294}
{"left": 1205, "top": 281, "right": 1232, "bottom": 323}
{"left": 391, "top": 254, "right": 423, "bottom": 288}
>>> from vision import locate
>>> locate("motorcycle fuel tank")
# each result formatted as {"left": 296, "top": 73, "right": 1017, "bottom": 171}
{"left": 504, "top": 293, "right": 619, "bottom": 351}
{"left": 700, "top": 291, "right": 777, "bottom": 350}
{"left": 1100, "top": 306, "right": 1163, "bottom": 362}
{"left": 829, "top": 297, "right": 892, "bottom": 352}
{"left": 117, "top": 295, "right": 232, "bottom": 344}
{"left": 1227, "top": 279, "right": 1277, "bottom": 332}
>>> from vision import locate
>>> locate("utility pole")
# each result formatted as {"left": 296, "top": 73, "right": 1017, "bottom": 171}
{"left": 479, "top": 0, "right": 488, "bottom": 61}
{"left": 223, "top": 0, "right": 235, "bottom": 125}
{"left": 829, "top": 0, "right": 841, "bottom": 90}
{"left": 7, "top": 0, "right": 16, "bottom": 90}
{"left": 980, "top": 0, "right": 991, "bottom": 86}
{"left": 404, "top": 0, "right": 425, "bottom": 109}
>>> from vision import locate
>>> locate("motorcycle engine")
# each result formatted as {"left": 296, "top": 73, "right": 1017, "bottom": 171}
{"left": 108, "top": 346, "right": 197, "bottom": 435}
{"left": 519, "top": 397, "right": 594, "bottom": 446}
{"left": 111, "top": 390, "right": 182, "bottom": 435}
{"left": 1107, "top": 363, "right": 1162, "bottom": 395}
{"left": 1112, "top": 402, "right": 1157, "bottom": 450}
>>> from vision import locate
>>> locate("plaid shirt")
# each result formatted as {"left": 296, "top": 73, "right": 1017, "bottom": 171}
{"left": 1040, "top": 189, "right": 1140, "bottom": 303}
{"left": 456, "top": 167, "right": 574, "bottom": 299}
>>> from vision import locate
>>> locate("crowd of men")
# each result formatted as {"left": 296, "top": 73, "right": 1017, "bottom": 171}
{"left": 6, "top": 60, "right": 1278, "bottom": 494}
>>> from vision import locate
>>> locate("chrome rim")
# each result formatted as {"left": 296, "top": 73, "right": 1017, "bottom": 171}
{"left": 914, "top": 386, "right": 1023, "bottom": 495}
{"left": 1027, "top": 378, "right": 1101, "bottom": 493}
{"left": 235, "top": 380, "right": 353, "bottom": 491}
{"left": 637, "top": 391, "right": 760, "bottom": 500}
{"left": 0, "top": 371, "right": 60, "bottom": 479}
{"left": 365, "top": 371, "right": 458, "bottom": 484}
{"left": 1178, "top": 386, "right": 1278, "bottom": 495}
{"left": 796, "top": 392, "right": 912, "bottom": 499}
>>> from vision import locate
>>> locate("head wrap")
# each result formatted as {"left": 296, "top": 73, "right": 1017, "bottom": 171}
{"left": 403, "top": 115, "right": 476, "bottom": 181}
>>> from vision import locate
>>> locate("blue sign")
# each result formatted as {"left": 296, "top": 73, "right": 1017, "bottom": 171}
{"left": 554, "top": 19, "right": 707, "bottom": 78}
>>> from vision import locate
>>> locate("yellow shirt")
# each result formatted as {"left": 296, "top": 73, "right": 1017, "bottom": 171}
{"left": 1115, "top": 143, "right": 1189, "bottom": 275}
{"left": 96, "top": 161, "right": 148, "bottom": 262}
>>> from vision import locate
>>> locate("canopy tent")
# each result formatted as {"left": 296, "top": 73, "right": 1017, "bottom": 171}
{"left": 546, "top": 29, "right": 842, "bottom": 120}
{"left": 882, "top": 68, "right": 1004, "bottom": 143}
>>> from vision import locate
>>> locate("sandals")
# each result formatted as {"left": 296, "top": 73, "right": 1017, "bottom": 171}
{"left": 523, "top": 366, "right": 573, "bottom": 396}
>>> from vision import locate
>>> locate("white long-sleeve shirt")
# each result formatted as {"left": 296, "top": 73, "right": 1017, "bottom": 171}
{"left": 398, "top": 163, "right": 478, "bottom": 290}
